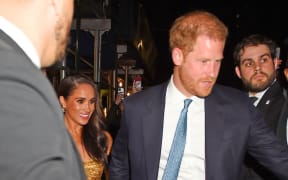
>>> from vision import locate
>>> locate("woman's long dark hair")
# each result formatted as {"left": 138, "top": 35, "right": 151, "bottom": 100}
{"left": 57, "top": 74, "right": 108, "bottom": 164}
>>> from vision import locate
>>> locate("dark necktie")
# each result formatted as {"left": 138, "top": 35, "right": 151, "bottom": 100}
{"left": 162, "top": 99, "right": 192, "bottom": 180}
{"left": 249, "top": 96, "right": 258, "bottom": 104}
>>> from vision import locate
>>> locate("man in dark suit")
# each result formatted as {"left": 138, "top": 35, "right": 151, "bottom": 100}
{"left": 109, "top": 10, "right": 288, "bottom": 180}
{"left": 233, "top": 34, "right": 288, "bottom": 180}
{"left": 0, "top": 0, "right": 85, "bottom": 179}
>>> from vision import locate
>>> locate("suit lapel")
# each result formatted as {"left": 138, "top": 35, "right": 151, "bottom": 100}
{"left": 142, "top": 83, "right": 167, "bottom": 180}
{"left": 257, "top": 81, "right": 282, "bottom": 110}
{"left": 205, "top": 92, "right": 225, "bottom": 179}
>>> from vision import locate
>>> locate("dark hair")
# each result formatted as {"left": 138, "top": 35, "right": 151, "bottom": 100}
{"left": 233, "top": 34, "right": 278, "bottom": 66}
{"left": 57, "top": 74, "right": 108, "bottom": 164}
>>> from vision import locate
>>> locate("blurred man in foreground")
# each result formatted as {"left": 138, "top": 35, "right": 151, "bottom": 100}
{"left": 0, "top": 0, "right": 85, "bottom": 179}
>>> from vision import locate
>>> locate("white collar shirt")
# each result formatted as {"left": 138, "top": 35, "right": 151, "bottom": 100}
{"left": 0, "top": 16, "right": 40, "bottom": 68}
{"left": 158, "top": 76, "right": 205, "bottom": 180}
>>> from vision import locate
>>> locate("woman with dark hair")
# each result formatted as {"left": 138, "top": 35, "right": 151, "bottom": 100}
{"left": 58, "top": 74, "right": 112, "bottom": 180}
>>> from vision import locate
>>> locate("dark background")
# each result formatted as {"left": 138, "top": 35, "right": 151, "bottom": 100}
{"left": 72, "top": 0, "right": 288, "bottom": 89}
{"left": 140, "top": 0, "right": 288, "bottom": 88}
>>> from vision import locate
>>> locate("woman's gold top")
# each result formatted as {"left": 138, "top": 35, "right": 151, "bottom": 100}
{"left": 83, "top": 160, "right": 104, "bottom": 180}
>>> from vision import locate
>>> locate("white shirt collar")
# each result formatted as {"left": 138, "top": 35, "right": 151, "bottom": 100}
{"left": 0, "top": 16, "right": 40, "bottom": 68}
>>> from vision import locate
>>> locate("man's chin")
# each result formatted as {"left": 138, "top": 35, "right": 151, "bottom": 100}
{"left": 195, "top": 88, "right": 213, "bottom": 98}
{"left": 250, "top": 85, "right": 267, "bottom": 93}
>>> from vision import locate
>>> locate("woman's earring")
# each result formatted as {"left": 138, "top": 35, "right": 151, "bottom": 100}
{"left": 61, "top": 106, "right": 66, "bottom": 113}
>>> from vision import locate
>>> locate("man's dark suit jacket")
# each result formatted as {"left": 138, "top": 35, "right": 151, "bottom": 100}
{"left": 109, "top": 81, "right": 288, "bottom": 180}
{"left": 258, "top": 81, "right": 287, "bottom": 137}
{"left": 0, "top": 30, "right": 85, "bottom": 179}
{"left": 243, "top": 81, "right": 288, "bottom": 180}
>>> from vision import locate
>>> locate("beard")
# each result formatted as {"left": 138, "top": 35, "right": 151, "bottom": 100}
{"left": 242, "top": 72, "right": 275, "bottom": 93}
{"left": 54, "top": 15, "right": 72, "bottom": 63}
{"left": 178, "top": 66, "right": 217, "bottom": 98}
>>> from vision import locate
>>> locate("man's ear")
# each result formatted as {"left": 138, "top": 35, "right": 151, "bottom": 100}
{"left": 235, "top": 66, "right": 242, "bottom": 79}
{"left": 172, "top": 48, "right": 183, "bottom": 66}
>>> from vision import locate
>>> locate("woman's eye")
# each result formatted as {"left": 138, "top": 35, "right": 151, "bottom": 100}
{"left": 90, "top": 100, "right": 96, "bottom": 104}
{"left": 77, "top": 99, "right": 84, "bottom": 104}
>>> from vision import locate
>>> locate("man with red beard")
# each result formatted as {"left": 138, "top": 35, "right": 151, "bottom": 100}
{"left": 109, "top": 11, "right": 288, "bottom": 180}
{"left": 233, "top": 34, "right": 288, "bottom": 180}
{"left": 0, "top": 0, "right": 85, "bottom": 179}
